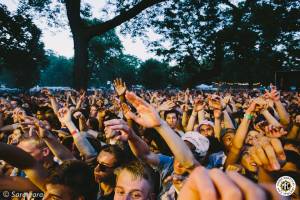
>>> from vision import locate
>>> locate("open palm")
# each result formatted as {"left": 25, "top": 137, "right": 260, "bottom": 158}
{"left": 125, "top": 91, "right": 161, "bottom": 128}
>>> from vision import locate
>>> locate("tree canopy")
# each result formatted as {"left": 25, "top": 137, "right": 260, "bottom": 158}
{"left": 0, "top": 0, "right": 299, "bottom": 89}
{"left": 123, "top": 0, "right": 300, "bottom": 84}
{"left": 14, "top": 0, "right": 167, "bottom": 89}
{"left": 0, "top": 4, "right": 46, "bottom": 88}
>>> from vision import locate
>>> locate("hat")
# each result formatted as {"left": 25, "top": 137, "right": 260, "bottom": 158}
{"left": 182, "top": 131, "right": 209, "bottom": 157}
{"left": 198, "top": 120, "right": 214, "bottom": 128}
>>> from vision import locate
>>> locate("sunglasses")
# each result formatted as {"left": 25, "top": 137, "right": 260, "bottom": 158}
{"left": 96, "top": 162, "right": 115, "bottom": 172}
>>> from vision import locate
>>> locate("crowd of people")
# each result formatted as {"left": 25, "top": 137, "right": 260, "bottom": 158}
{"left": 0, "top": 79, "right": 299, "bottom": 200}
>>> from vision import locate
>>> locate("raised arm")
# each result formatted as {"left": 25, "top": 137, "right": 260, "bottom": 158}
{"left": 265, "top": 86, "right": 290, "bottom": 126}
{"left": 286, "top": 115, "right": 300, "bottom": 140}
{"left": 223, "top": 110, "right": 235, "bottom": 129}
{"left": 225, "top": 102, "right": 256, "bottom": 167}
{"left": 104, "top": 119, "right": 160, "bottom": 166}
{"left": 113, "top": 78, "right": 127, "bottom": 103}
{"left": 186, "top": 98, "right": 204, "bottom": 132}
{"left": 0, "top": 142, "right": 47, "bottom": 192}
{"left": 181, "top": 104, "right": 189, "bottom": 130}
{"left": 75, "top": 92, "right": 86, "bottom": 110}
{"left": 0, "top": 123, "right": 20, "bottom": 132}
{"left": 36, "top": 121, "right": 76, "bottom": 162}
{"left": 260, "top": 109, "right": 281, "bottom": 127}
{"left": 124, "top": 91, "right": 197, "bottom": 169}
{"left": 213, "top": 109, "right": 222, "bottom": 141}
{"left": 0, "top": 176, "right": 41, "bottom": 192}
{"left": 57, "top": 108, "right": 97, "bottom": 159}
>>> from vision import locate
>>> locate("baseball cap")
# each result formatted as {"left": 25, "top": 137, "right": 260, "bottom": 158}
{"left": 182, "top": 131, "right": 210, "bottom": 157}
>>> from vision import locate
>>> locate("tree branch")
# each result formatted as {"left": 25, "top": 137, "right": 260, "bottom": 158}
{"left": 222, "top": 0, "right": 238, "bottom": 10}
{"left": 65, "top": 0, "right": 83, "bottom": 37}
{"left": 87, "top": 0, "right": 166, "bottom": 38}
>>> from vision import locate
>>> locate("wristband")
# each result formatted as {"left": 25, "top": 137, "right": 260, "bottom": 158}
{"left": 71, "top": 129, "right": 79, "bottom": 136}
{"left": 244, "top": 113, "right": 254, "bottom": 120}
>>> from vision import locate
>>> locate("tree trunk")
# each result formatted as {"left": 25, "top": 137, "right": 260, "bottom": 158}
{"left": 73, "top": 37, "right": 89, "bottom": 90}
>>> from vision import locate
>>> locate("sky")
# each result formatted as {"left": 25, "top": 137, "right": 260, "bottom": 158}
{"left": 3, "top": 0, "right": 243, "bottom": 61}
{"left": 2, "top": 0, "right": 156, "bottom": 61}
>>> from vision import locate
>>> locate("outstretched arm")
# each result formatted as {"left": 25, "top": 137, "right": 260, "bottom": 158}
{"left": 0, "top": 143, "right": 47, "bottom": 192}
{"left": 124, "top": 91, "right": 197, "bottom": 169}
{"left": 57, "top": 108, "right": 97, "bottom": 159}
{"left": 104, "top": 119, "right": 159, "bottom": 166}
{"left": 265, "top": 87, "right": 290, "bottom": 126}
{"left": 225, "top": 102, "right": 256, "bottom": 167}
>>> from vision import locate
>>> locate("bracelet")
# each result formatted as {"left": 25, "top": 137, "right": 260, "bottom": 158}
{"left": 244, "top": 113, "right": 254, "bottom": 120}
{"left": 71, "top": 129, "right": 79, "bottom": 136}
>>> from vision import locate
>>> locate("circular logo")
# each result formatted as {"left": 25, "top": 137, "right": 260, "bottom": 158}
{"left": 276, "top": 176, "right": 296, "bottom": 196}
{"left": 2, "top": 191, "right": 9, "bottom": 198}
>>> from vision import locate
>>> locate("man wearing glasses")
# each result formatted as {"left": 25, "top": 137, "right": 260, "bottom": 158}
{"left": 94, "top": 145, "right": 125, "bottom": 200}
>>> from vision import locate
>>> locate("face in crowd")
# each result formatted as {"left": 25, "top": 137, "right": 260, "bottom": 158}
{"left": 114, "top": 161, "right": 156, "bottom": 200}
{"left": 94, "top": 149, "right": 118, "bottom": 183}
{"left": 165, "top": 112, "right": 178, "bottom": 129}
{"left": 245, "top": 130, "right": 263, "bottom": 146}
{"left": 240, "top": 149, "right": 258, "bottom": 173}
{"left": 90, "top": 105, "right": 98, "bottom": 118}
{"left": 222, "top": 131, "right": 235, "bottom": 152}
{"left": 199, "top": 124, "right": 214, "bottom": 137}
{"left": 43, "top": 161, "right": 98, "bottom": 200}
{"left": 17, "top": 138, "right": 51, "bottom": 163}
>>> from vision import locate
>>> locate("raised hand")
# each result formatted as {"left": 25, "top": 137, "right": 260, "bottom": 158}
{"left": 249, "top": 137, "right": 286, "bottom": 171}
{"left": 57, "top": 107, "right": 73, "bottom": 124}
{"left": 157, "top": 100, "right": 175, "bottom": 112}
{"left": 73, "top": 111, "right": 84, "bottom": 119}
{"left": 208, "top": 95, "right": 222, "bottom": 111}
{"left": 41, "top": 88, "right": 53, "bottom": 97}
{"left": 178, "top": 167, "right": 278, "bottom": 200}
{"left": 193, "top": 97, "right": 205, "bottom": 112}
{"left": 253, "top": 97, "right": 268, "bottom": 112}
{"left": 125, "top": 91, "right": 161, "bottom": 128}
{"left": 184, "top": 88, "right": 190, "bottom": 104}
{"left": 180, "top": 104, "right": 189, "bottom": 112}
{"left": 223, "top": 95, "right": 232, "bottom": 105}
{"left": 213, "top": 109, "right": 223, "bottom": 119}
{"left": 104, "top": 119, "right": 134, "bottom": 142}
{"left": 121, "top": 103, "right": 135, "bottom": 120}
{"left": 265, "top": 84, "right": 280, "bottom": 102}
{"left": 245, "top": 101, "right": 257, "bottom": 114}
{"left": 113, "top": 78, "right": 127, "bottom": 96}
{"left": 79, "top": 92, "right": 86, "bottom": 102}
{"left": 264, "top": 125, "right": 287, "bottom": 138}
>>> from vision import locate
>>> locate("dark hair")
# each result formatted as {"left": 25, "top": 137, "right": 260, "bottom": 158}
{"left": 164, "top": 109, "right": 180, "bottom": 119}
{"left": 46, "top": 160, "right": 98, "bottom": 200}
{"left": 88, "top": 117, "right": 99, "bottom": 131}
{"left": 100, "top": 145, "right": 126, "bottom": 168}
{"left": 116, "top": 160, "right": 160, "bottom": 195}
{"left": 284, "top": 150, "right": 300, "bottom": 169}
{"left": 282, "top": 139, "right": 300, "bottom": 148}
{"left": 103, "top": 111, "right": 119, "bottom": 122}
{"left": 143, "top": 128, "right": 173, "bottom": 156}
{"left": 89, "top": 104, "right": 99, "bottom": 112}
{"left": 207, "top": 136, "right": 225, "bottom": 154}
